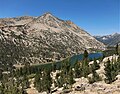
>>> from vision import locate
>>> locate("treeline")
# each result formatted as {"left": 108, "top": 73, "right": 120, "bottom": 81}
{"left": 33, "top": 50, "right": 102, "bottom": 93}
{"left": 0, "top": 50, "right": 120, "bottom": 94}
{"left": 33, "top": 50, "right": 120, "bottom": 93}
{"left": 103, "top": 44, "right": 119, "bottom": 57}
{"left": 0, "top": 74, "right": 29, "bottom": 94}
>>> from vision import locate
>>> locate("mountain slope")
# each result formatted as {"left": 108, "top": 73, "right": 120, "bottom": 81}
{"left": 94, "top": 33, "right": 120, "bottom": 46}
{"left": 0, "top": 13, "right": 105, "bottom": 64}
{"left": 26, "top": 13, "right": 105, "bottom": 49}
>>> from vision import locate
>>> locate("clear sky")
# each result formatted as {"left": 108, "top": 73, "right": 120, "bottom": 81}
{"left": 0, "top": 0, "right": 119, "bottom": 35}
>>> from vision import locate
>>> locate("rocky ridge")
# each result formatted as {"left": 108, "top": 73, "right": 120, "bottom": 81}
{"left": 94, "top": 33, "right": 120, "bottom": 46}
{"left": 0, "top": 13, "right": 105, "bottom": 64}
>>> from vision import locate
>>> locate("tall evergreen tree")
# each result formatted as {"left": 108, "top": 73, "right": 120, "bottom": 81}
{"left": 43, "top": 68, "right": 52, "bottom": 93}
{"left": 83, "top": 50, "right": 88, "bottom": 60}
{"left": 81, "top": 50, "right": 90, "bottom": 77}
{"left": 0, "top": 69, "right": 3, "bottom": 80}
{"left": 34, "top": 73, "right": 42, "bottom": 92}
{"left": 68, "top": 68, "right": 75, "bottom": 88}
{"left": 104, "top": 59, "right": 112, "bottom": 84}
{"left": 56, "top": 74, "right": 64, "bottom": 88}
{"left": 104, "top": 59, "right": 117, "bottom": 84}
{"left": 82, "top": 60, "right": 89, "bottom": 78}
{"left": 22, "top": 75, "right": 30, "bottom": 89}
{"left": 115, "top": 43, "right": 119, "bottom": 55}
{"left": 88, "top": 64, "right": 101, "bottom": 84}
{"left": 0, "top": 82, "right": 4, "bottom": 94}
{"left": 74, "top": 62, "right": 81, "bottom": 78}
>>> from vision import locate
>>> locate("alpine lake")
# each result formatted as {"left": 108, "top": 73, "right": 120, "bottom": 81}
{"left": 31, "top": 52, "right": 103, "bottom": 70}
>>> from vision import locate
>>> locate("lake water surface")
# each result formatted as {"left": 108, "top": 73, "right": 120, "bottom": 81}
{"left": 32, "top": 52, "right": 103, "bottom": 70}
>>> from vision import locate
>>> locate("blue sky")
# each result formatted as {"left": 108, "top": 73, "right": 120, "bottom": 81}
{"left": 0, "top": 0, "right": 119, "bottom": 35}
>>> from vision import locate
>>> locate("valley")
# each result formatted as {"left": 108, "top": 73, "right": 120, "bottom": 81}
{"left": 0, "top": 13, "right": 119, "bottom": 94}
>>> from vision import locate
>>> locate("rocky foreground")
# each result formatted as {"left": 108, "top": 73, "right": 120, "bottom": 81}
{"left": 26, "top": 55, "right": 120, "bottom": 94}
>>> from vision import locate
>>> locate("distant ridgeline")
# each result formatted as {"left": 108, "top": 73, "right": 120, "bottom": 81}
{"left": 94, "top": 33, "right": 120, "bottom": 46}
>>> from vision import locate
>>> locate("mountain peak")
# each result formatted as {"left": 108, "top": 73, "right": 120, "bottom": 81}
{"left": 94, "top": 33, "right": 120, "bottom": 46}
{"left": 31, "top": 12, "right": 64, "bottom": 29}
{"left": 35, "top": 12, "right": 57, "bottom": 23}
{"left": 43, "top": 12, "right": 52, "bottom": 15}
{"left": 0, "top": 13, "right": 105, "bottom": 62}
{"left": 41, "top": 12, "right": 54, "bottom": 18}
{"left": 112, "top": 32, "right": 120, "bottom": 36}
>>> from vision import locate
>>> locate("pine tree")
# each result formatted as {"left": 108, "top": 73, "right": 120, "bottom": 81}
{"left": 34, "top": 73, "right": 42, "bottom": 92}
{"left": 74, "top": 62, "right": 82, "bottom": 78}
{"left": 68, "top": 68, "right": 75, "bottom": 88}
{"left": 111, "top": 59, "right": 118, "bottom": 81}
{"left": 0, "top": 69, "right": 3, "bottom": 80}
{"left": 81, "top": 50, "right": 90, "bottom": 77}
{"left": 24, "top": 62, "right": 30, "bottom": 75}
{"left": 82, "top": 60, "right": 89, "bottom": 78}
{"left": 43, "top": 68, "right": 52, "bottom": 93}
{"left": 104, "top": 59, "right": 112, "bottom": 84}
{"left": 55, "top": 58, "right": 72, "bottom": 88}
{"left": 91, "top": 58, "right": 100, "bottom": 71}
{"left": 52, "top": 62, "right": 56, "bottom": 72}
{"left": 56, "top": 75, "right": 64, "bottom": 88}
{"left": 0, "top": 82, "right": 4, "bottom": 94}
{"left": 83, "top": 50, "right": 88, "bottom": 60}
{"left": 104, "top": 59, "right": 117, "bottom": 84}
{"left": 117, "top": 56, "right": 120, "bottom": 72}
{"left": 115, "top": 43, "right": 119, "bottom": 55}
{"left": 88, "top": 65, "right": 101, "bottom": 84}
{"left": 22, "top": 75, "right": 30, "bottom": 89}
{"left": 19, "top": 67, "right": 23, "bottom": 76}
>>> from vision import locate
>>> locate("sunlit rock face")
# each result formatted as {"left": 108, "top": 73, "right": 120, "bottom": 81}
{"left": 0, "top": 13, "right": 105, "bottom": 64}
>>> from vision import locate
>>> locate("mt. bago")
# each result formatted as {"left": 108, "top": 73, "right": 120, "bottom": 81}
{"left": 0, "top": 13, "right": 105, "bottom": 64}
